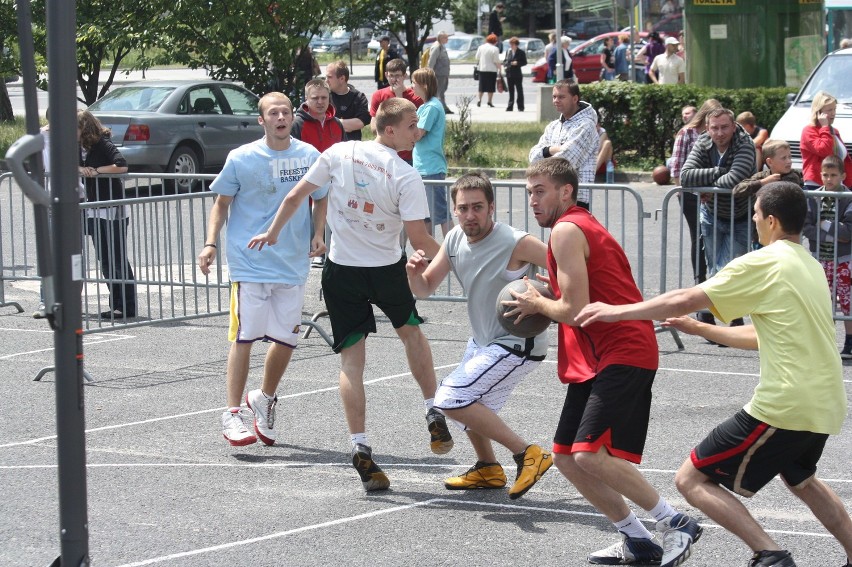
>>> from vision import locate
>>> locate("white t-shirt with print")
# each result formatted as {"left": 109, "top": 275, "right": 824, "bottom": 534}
{"left": 303, "top": 140, "right": 429, "bottom": 267}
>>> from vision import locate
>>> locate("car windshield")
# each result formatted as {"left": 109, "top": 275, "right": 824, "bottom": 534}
{"left": 88, "top": 87, "right": 174, "bottom": 112}
{"left": 321, "top": 29, "right": 350, "bottom": 40}
{"left": 447, "top": 38, "right": 471, "bottom": 50}
{"left": 799, "top": 53, "right": 852, "bottom": 104}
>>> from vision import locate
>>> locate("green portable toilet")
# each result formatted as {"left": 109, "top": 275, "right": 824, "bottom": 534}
{"left": 685, "top": 0, "right": 823, "bottom": 88}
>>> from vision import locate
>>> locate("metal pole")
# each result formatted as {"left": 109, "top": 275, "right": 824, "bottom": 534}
{"left": 47, "top": 0, "right": 90, "bottom": 562}
{"left": 555, "top": 0, "right": 563, "bottom": 81}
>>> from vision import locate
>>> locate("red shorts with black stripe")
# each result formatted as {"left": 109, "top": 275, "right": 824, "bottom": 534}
{"left": 552, "top": 365, "right": 655, "bottom": 464}
{"left": 691, "top": 409, "right": 827, "bottom": 496}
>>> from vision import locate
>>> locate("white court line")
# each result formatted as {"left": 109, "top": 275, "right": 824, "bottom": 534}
{"left": 110, "top": 498, "right": 440, "bottom": 567}
{"left": 109, "top": 494, "right": 837, "bottom": 566}
{"left": 0, "top": 363, "right": 458, "bottom": 449}
{"left": 0, "top": 333, "right": 134, "bottom": 360}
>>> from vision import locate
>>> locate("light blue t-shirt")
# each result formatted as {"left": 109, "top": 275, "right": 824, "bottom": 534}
{"left": 413, "top": 97, "right": 448, "bottom": 176}
{"left": 210, "top": 138, "right": 328, "bottom": 284}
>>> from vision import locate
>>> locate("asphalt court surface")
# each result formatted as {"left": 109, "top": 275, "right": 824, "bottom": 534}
{"left": 2, "top": 185, "right": 852, "bottom": 566}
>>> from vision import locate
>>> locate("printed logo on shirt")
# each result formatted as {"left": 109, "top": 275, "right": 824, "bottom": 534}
{"left": 269, "top": 156, "right": 313, "bottom": 183}
{"left": 363, "top": 202, "right": 375, "bottom": 214}
{"left": 347, "top": 195, "right": 359, "bottom": 209}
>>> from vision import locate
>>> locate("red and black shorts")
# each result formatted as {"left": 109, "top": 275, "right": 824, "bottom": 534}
{"left": 691, "top": 409, "right": 827, "bottom": 496}
{"left": 552, "top": 365, "right": 656, "bottom": 464}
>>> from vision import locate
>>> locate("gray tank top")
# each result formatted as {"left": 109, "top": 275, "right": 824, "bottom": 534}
{"left": 445, "top": 222, "right": 549, "bottom": 358}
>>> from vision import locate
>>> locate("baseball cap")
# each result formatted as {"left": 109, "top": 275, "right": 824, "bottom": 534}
{"left": 665, "top": 37, "right": 680, "bottom": 45}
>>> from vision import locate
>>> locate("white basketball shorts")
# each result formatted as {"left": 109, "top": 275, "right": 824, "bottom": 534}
{"left": 228, "top": 282, "right": 305, "bottom": 346}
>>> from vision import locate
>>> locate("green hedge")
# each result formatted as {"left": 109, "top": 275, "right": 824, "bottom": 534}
{"left": 580, "top": 82, "right": 797, "bottom": 165}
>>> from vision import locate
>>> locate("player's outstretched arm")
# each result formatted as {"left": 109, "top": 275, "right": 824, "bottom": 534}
{"left": 247, "top": 179, "right": 320, "bottom": 250}
{"left": 662, "top": 316, "right": 758, "bottom": 350}
{"left": 405, "top": 219, "right": 441, "bottom": 260}
{"left": 575, "top": 286, "right": 712, "bottom": 327}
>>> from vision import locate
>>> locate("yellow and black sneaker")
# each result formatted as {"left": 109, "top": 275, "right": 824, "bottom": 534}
{"left": 508, "top": 444, "right": 553, "bottom": 500}
{"left": 444, "top": 461, "right": 507, "bottom": 490}
{"left": 351, "top": 444, "right": 390, "bottom": 492}
{"left": 426, "top": 407, "right": 454, "bottom": 455}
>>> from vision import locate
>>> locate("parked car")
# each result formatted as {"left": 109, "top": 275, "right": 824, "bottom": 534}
{"left": 446, "top": 33, "right": 485, "bottom": 60}
{"left": 367, "top": 32, "right": 405, "bottom": 58}
{"left": 87, "top": 80, "right": 264, "bottom": 190}
{"left": 530, "top": 32, "right": 647, "bottom": 84}
{"left": 310, "top": 28, "right": 370, "bottom": 57}
{"left": 501, "top": 37, "right": 546, "bottom": 60}
{"left": 770, "top": 47, "right": 852, "bottom": 169}
{"left": 565, "top": 18, "right": 614, "bottom": 40}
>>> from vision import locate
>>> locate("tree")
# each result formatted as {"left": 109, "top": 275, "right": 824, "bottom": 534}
{"left": 502, "top": 0, "right": 555, "bottom": 38}
{"left": 159, "top": 0, "right": 336, "bottom": 99}
{"left": 0, "top": 0, "right": 21, "bottom": 121}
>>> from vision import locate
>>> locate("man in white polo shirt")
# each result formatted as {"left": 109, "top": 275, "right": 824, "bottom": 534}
{"left": 649, "top": 37, "right": 685, "bottom": 85}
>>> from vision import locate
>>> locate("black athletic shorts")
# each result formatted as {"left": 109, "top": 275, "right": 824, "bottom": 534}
{"left": 691, "top": 409, "right": 828, "bottom": 496}
{"left": 321, "top": 256, "right": 422, "bottom": 353}
{"left": 552, "top": 365, "right": 656, "bottom": 464}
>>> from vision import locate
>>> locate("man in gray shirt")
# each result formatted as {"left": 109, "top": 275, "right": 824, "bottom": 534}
{"left": 406, "top": 171, "right": 553, "bottom": 500}
{"left": 428, "top": 32, "right": 452, "bottom": 114}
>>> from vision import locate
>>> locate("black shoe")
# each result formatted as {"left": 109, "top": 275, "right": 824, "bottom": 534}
{"left": 351, "top": 444, "right": 390, "bottom": 492}
{"left": 696, "top": 310, "right": 715, "bottom": 325}
{"left": 426, "top": 407, "right": 454, "bottom": 454}
{"left": 506, "top": 107, "right": 513, "bottom": 112}
{"left": 477, "top": 100, "right": 481, "bottom": 107}
{"left": 100, "top": 309, "right": 132, "bottom": 319}
{"left": 518, "top": 107, "right": 524, "bottom": 112}
{"left": 749, "top": 549, "right": 797, "bottom": 567}
{"left": 730, "top": 317, "right": 745, "bottom": 327}
{"left": 841, "top": 343, "right": 852, "bottom": 360}
{"left": 487, "top": 102, "right": 494, "bottom": 108}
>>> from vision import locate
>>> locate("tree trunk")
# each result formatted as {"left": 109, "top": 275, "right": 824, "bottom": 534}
{"left": 0, "top": 81, "right": 14, "bottom": 121}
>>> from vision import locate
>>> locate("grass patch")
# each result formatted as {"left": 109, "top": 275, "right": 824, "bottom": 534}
{"left": 0, "top": 117, "right": 29, "bottom": 158}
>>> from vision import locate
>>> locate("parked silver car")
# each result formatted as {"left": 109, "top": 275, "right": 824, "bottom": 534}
{"left": 501, "top": 37, "right": 546, "bottom": 60}
{"left": 87, "top": 80, "right": 264, "bottom": 189}
{"left": 446, "top": 34, "right": 485, "bottom": 60}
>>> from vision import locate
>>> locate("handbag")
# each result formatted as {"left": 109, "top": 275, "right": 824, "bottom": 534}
{"left": 473, "top": 66, "right": 480, "bottom": 80}
{"left": 497, "top": 76, "right": 506, "bottom": 93}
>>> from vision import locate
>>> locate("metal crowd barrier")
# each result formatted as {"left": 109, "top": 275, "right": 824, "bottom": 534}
{"left": 659, "top": 186, "right": 852, "bottom": 326}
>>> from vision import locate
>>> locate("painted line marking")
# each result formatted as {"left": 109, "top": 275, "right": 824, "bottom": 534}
{"left": 0, "top": 333, "right": 134, "bottom": 360}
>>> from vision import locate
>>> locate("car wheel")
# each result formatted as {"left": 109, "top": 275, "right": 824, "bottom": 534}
{"left": 165, "top": 145, "right": 200, "bottom": 193}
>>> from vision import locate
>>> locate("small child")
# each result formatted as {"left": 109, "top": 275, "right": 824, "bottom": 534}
{"left": 803, "top": 155, "right": 852, "bottom": 358}
{"left": 736, "top": 111, "right": 769, "bottom": 168}
{"left": 732, "top": 139, "right": 804, "bottom": 197}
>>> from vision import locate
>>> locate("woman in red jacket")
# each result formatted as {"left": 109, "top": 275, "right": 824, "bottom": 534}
{"left": 800, "top": 91, "right": 852, "bottom": 189}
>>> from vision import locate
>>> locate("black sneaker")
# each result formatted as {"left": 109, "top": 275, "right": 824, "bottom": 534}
{"left": 426, "top": 407, "right": 454, "bottom": 454}
{"left": 841, "top": 344, "right": 852, "bottom": 360}
{"left": 351, "top": 444, "right": 390, "bottom": 492}
{"left": 749, "top": 550, "right": 797, "bottom": 567}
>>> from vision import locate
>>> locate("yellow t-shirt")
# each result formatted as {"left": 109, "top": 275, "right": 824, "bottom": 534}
{"left": 699, "top": 240, "right": 847, "bottom": 434}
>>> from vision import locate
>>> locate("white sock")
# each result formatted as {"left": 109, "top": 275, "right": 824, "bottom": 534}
{"left": 350, "top": 433, "right": 368, "bottom": 448}
{"left": 424, "top": 398, "right": 435, "bottom": 410}
{"left": 614, "top": 512, "right": 654, "bottom": 540}
{"left": 649, "top": 497, "right": 677, "bottom": 522}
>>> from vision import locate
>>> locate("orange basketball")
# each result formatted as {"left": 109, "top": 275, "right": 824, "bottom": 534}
{"left": 653, "top": 165, "right": 672, "bottom": 185}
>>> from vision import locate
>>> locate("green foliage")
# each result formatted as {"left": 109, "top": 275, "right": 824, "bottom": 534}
{"left": 0, "top": 115, "right": 27, "bottom": 153}
{"left": 446, "top": 96, "right": 476, "bottom": 161}
{"left": 582, "top": 82, "right": 797, "bottom": 164}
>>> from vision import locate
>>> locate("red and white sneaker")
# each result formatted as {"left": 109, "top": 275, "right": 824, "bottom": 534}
{"left": 221, "top": 409, "right": 257, "bottom": 446}
{"left": 246, "top": 389, "right": 277, "bottom": 446}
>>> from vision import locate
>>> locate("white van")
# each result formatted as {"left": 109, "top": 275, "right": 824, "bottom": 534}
{"left": 769, "top": 47, "right": 852, "bottom": 169}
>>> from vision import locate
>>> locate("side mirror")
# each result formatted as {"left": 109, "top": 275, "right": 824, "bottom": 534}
{"left": 786, "top": 92, "right": 796, "bottom": 108}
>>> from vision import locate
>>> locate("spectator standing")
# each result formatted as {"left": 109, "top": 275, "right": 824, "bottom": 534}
{"left": 503, "top": 37, "right": 527, "bottom": 112}
{"left": 613, "top": 34, "right": 630, "bottom": 81}
{"left": 291, "top": 78, "right": 346, "bottom": 153}
{"left": 198, "top": 92, "right": 328, "bottom": 447}
{"left": 247, "top": 98, "right": 454, "bottom": 492}
{"left": 77, "top": 109, "right": 136, "bottom": 320}
{"left": 428, "top": 31, "right": 452, "bottom": 114}
{"left": 406, "top": 172, "right": 553, "bottom": 498}
{"left": 369, "top": 58, "right": 424, "bottom": 164}
{"left": 635, "top": 32, "right": 664, "bottom": 84}
{"left": 576, "top": 181, "right": 852, "bottom": 567}
{"left": 800, "top": 91, "right": 852, "bottom": 189}
{"left": 489, "top": 3, "right": 505, "bottom": 52}
{"left": 803, "top": 155, "right": 852, "bottom": 358}
{"left": 648, "top": 37, "right": 685, "bottom": 84}
{"left": 475, "top": 34, "right": 503, "bottom": 108}
{"left": 547, "top": 36, "right": 574, "bottom": 81}
{"left": 507, "top": 157, "right": 702, "bottom": 567}
{"left": 544, "top": 32, "right": 557, "bottom": 63}
{"left": 680, "top": 108, "right": 756, "bottom": 282}
{"left": 600, "top": 37, "right": 616, "bottom": 81}
{"left": 293, "top": 45, "right": 320, "bottom": 90}
{"left": 411, "top": 68, "right": 452, "bottom": 237}
{"left": 374, "top": 36, "right": 400, "bottom": 90}
{"left": 528, "top": 80, "right": 598, "bottom": 208}
{"left": 325, "top": 61, "right": 371, "bottom": 141}
{"left": 736, "top": 111, "right": 769, "bottom": 170}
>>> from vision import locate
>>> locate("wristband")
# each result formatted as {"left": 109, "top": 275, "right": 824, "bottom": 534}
{"left": 204, "top": 243, "right": 217, "bottom": 249}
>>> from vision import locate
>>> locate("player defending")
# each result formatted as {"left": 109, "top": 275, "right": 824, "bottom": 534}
{"left": 505, "top": 157, "right": 702, "bottom": 566}
{"left": 406, "top": 172, "right": 553, "bottom": 499}
{"left": 198, "top": 92, "right": 328, "bottom": 447}
{"left": 247, "top": 98, "right": 453, "bottom": 492}
{"left": 577, "top": 181, "right": 852, "bottom": 567}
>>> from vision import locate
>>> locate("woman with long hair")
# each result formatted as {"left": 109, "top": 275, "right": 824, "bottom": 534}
{"left": 474, "top": 33, "right": 502, "bottom": 108}
{"left": 78, "top": 109, "right": 136, "bottom": 319}
{"left": 800, "top": 91, "right": 852, "bottom": 189}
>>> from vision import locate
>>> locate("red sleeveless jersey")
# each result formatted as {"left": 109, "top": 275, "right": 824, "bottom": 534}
{"left": 547, "top": 206, "right": 659, "bottom": 383}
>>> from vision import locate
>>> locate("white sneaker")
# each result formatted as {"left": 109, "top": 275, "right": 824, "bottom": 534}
{"left": 221, "top": 409, "right": 257, "bottom": 446}
{"left": 246, "top": 389, "right": 277, "bottom": 446}
{"left": 657, "top": 513, "right": 703, "bottom": 567}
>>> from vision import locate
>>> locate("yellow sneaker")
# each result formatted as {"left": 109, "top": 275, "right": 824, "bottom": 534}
{"left": 508, "top": 444, "right": 552, "bottom": 500}
{"left": 444, "top": 461, "right": 507, "bottom": 490}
